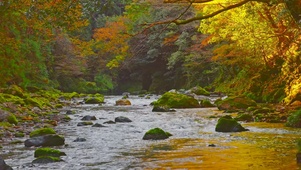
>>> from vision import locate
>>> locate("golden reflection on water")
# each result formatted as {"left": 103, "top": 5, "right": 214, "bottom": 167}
{"left": 141, "top": 123, "right": 301, "bottom": 170}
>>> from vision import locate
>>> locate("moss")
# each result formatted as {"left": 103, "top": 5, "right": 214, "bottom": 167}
{"left": 4, "top": 85, "right": 26, "bottom": 98}
{"left": 7, "top": 114, "right": 18, "bottom": 125}
{"left": 55, "top": 104, "right": 63, "bottom": 108}
{"left": 252, "top": 107, "right": 273, "bottom": 115}
{"left": 200, "top": 99, "right": 215, "bottom": 107}
{"left": 235, "top": 114, "right": 253, "bottom": 122}
{"left": 34, "top": 147, "right": 66, "bottom": 158}
{"left": 143, "top": 128, "right": 172, "bottom": 140}
{"left": 218, "top": 96, "right": 257, "bottom": 111}
{"left": 14, "top": 132, "right": 25, "bottom": 137}
{"left": 154, "top": 92, "right": 200, "bottom": 108}
{"left": 190, "top": 86, "right": 210, "bottom": 96}
{"left": 24, "top": 97, "right": 43, "bottom": 109}
{"left": 286, "top": 109, "right": 301, "bottom": 128}
{"left": 0, "top": 122, "right": 12, "bottom": 127}
{"left": 297, "top": 139, "right": 301, "bottom": 153}
{"left": 30, "top": 128, "right": 56, "bottom": 138}
{"left": 84, "top": 96, "right": 104, "bottom": 104}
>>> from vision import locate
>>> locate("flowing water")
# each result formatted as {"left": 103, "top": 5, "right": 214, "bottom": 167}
{"left": 2, "top": 95, "right": 301, "bottom": 170}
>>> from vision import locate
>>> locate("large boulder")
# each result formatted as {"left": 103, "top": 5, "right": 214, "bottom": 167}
{"left": 215, "top": 115, "right": 249, "bottom": 132}
{"left": 142, "top": 128, "right": 172, "bottom": 140}
{"left": 0, "top": 158, "right": 13, "bottom": 170}
{"left": 116, "top": 99, "right": 131, "bottom": 105}
{"left": 24, "top": 134, "right": 65, "bottom": 147}
{"left": 152, "top": 92, "right": 200, "bottom": 108}
{"left": 217, "top": 96, "right": 257, "bottom": 111}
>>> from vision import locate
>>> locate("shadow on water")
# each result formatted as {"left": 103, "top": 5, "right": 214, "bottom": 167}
{"left": 3, "top": 95, "right": 301, "bottom": 170}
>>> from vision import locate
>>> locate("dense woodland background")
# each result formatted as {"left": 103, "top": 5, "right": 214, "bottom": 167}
{"left": 1, "top": 0, "right": 301, "bottom": 104}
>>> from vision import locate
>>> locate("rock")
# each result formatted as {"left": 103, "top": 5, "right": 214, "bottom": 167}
{"left": 34, "top": 147, "right": 66, "bottom": 158}
{"left": 29, "top": 128, "right": 56, "bottom": 138}
{"left": 32, "top": 156, "right": 63, "bottom": 164}
{"left": 215, "top": 116, "right": 249, "bottom": 132}
{"left": 0, "top": 158, "right": 13, "bottom": 170}
{"left": 152, "top": 105, "right": 176, "bottom": 112}
{"left": 208, "top": 144, "right": 216, "bottom": 147}
{"left": 66, "top": 110, "right": 76, "bottom": 115}
{"left": 142, "top": 128, "right": 172, "bottom": 140}
{"left": 115, "top": 116, "right": 132, "bottom": 123}
{"left": 200, "top": 99, "right": 215, "bottom": 108}
{"left": 190, "top": 86, "right": 210, "bottom": 96}
{"left": 103, "top": 120, "right": 116, "bottom": 124}
{"left": 217, "top": 96, "right": 257, "bottom": 111}
{"left": 84, "top": 96, "right": 104, "bottom": 104}
{"left": 235, "top": 114, "right": 253, "bottom": 122}
{"left": 0, "top": 109, "right": 9, "bottom": 122}
{"left": 24, "top": 134, "right": 65, "bottom": 147}
{"left": 73, "top": 137, "right": 87, "bottom": 142}
{"left": 81, "top": 115, "right": 97, "bottom": 121}
{"left": 77, "top": 122, "right": 93, "bottom": 126}
{"left": 152, "top": 92, "right": 200, "bottom": 108}
{"left": 116, "top": 99, "right": 131, "bottom": 106}
{"left": 92, "top": 123, "right": 106, "bottom": 127}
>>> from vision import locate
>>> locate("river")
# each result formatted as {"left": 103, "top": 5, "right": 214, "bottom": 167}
{"left": 3, "top": 95, "right": 301, "bottom": 169}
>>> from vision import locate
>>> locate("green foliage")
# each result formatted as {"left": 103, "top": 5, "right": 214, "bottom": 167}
{"left": 286, "top": 109, "right": 301, "bottom": 128}
{"left": 30, "top": 128, "right": 56, "bottom": 138}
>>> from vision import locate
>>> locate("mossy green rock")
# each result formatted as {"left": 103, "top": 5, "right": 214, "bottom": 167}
{"left": 7, "top": 114, "right": 18, "bottom": 125}
{"left": 235, "top": 114, "right": 253, "bottom": 122}
{"left": 286, "top": 109, "right": 301, "bottom": 128}
{"left": 32, "top": 156, "right": 63, "bottom": 164}
{"left": 84, "top": 96, "right": 104, "bottom": 104}
{"left": 143, "top": 128, "right": 172, "bottom": 140}
{"left": 190, "top": 86, "right": 210, "bottom": 96}
{"left": 200, "top": 99, "right": 215, "bottom": 108}
{"left": 34, "top": 147, "right": 66, "bottom": 158}
{"left": 217, "top": 96, "right": 257, "bottom": 111}
{"left": 153, "top": 92, "right": 200, "bottom": 108}
{"left": 215, "top": 116, "right": 249, "bottom": 132}
{"left": 30, "top": 128, "right": 56, "bottom": 138}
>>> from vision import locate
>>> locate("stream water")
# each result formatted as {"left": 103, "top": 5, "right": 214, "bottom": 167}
{"left": 2, "top": 95, "right": 301, "bottom": 170}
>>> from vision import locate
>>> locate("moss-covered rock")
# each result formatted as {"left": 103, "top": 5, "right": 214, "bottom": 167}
{"left": 252, "top": 107, "right": 273, "bottom": 115}
{"left": 25, "top": 134, "right": 65, "bottom": 147}
{"left": 217, "top": 96, "right": 257, "bottom": 111}
{"left": 14, "top": 132, "right": 25, "bottom": 137}
{"left": 153, "top": 92, "right": 200, "bottom": 108}
{"left": 286, "top": 109, "right": 301, "bottom": 128}
{"left": 84, "top": 96, "right": 104, "bottom": 104}
{"left": 116, "top": 99, "right": 131, "bottom": 105}
{"left": 30, "top": 128, "right": 56, "bottom": 138}
{"left": 200, "top": 99, "right": 215, "bottom": 108}
{"left": 142, "top": 128, "right": 172, "bottom": 140}
{"left": 77, "top": 121, "right": 93, "bottom": 126}
{"left": 34, "top": 147, "right": 66, "bottom": 158}
{"left": 235, "top": 114, "right": 253, "bottom": 122}
{"left": 152, "top": 105, "right": 175, "bottom": 112}
{"left": 190, "top": 86, "right": 210, "bottom": 96}
{"left": 215, "top": 115, "right": 249, "bottom": 132}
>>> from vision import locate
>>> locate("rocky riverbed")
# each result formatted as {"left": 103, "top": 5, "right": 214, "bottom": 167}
{"left": 1, "top": 95, "right": 301, "bottom": 169}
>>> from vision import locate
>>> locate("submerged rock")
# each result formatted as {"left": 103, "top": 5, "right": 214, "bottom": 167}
{"left": 77, "top": 122, "right": 93, "bottom": 126}
{"left": 103, "top": 120, "right": 116, "bottom": 124}
{"left": 152, "top": 105, "right": 175, "bottom": 112}
{"left": 142, "top": 128, "right": 172, "bottom": 140}
{"left": 73, "top": 137, "right": 87, "bottom": 142}
{"left": 92, "top": 123, "right": 106, "bottom": 127}
{"left": 81, "top": 115, "right": 97, "bottom": 121}
{"left": 0, "top": 158, "right": 13, "bottom": 170}
{"left": 24, "top": 134, "right": 65, "bottom": 147}
{"left": 32, "top": 156, "right": 63, "bottom": 164}
{"left": 115, "top": 116, "right": 132, "bottom": 123}
{"left": 215, "top": 115, "right": 249, "bottom": 132}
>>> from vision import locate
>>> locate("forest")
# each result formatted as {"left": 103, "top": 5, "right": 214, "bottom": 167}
{"left": 1, "top": 0, "right": 301, "bottom": 103}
